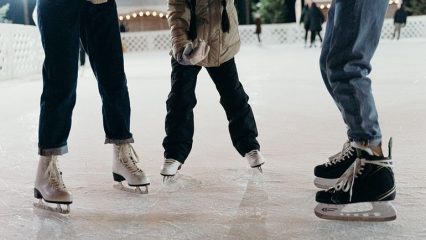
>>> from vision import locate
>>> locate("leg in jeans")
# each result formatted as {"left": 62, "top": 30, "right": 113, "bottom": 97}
{"left": 322, "top": 0, "right": 388, "bottom": 145}
{"left": 163, "top": 58, "right": 201, "bottom": 163}
{"left": 80, "top": 0, "right": 133, "bottom": 144}
{"left": 206, "top": 58, "right": 260, "bottom": 156}
{"left": 37, "top": 0, "right": 82, "bottom": 156}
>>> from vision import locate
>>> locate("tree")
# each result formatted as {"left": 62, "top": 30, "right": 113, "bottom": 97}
{"left": 406, "top": 0, "right": 426, "bottom": 15}
{"left": 0, "top": 3, "right": 11, "bottom": 23}
{"left": 252, "top": 0, "right": 296, "bottom": 24}
{"left": 253, "top": 0, "right": 285, "bottom": 23}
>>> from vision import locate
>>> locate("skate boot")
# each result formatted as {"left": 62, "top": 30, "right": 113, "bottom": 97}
{"left": 314, "top": 140, "right": 357, "bottom": 189}
{"left": 113, "top": 144, "right": 150, "bottom": 194}
{"left": 34, "top": 156, "right": 72, "bottom": 214}
{"left": 160, "top": 159, "right": 182, "bottom": 182}
{"left": 314, "top": 139, "right": 396, "bottom": 222}
{"left": 245, "top": 150, "right": 265, "bottom": 173}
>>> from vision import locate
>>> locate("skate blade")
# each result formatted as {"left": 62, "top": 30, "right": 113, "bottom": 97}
{"left": 162, "top": 175, "right": 176, "bottom": 184}
{"left": 313, "top": 177, "right": 338, "bottom": 189}
{"left": 33, "top": 200, "right": 70, "bottom": 214}
{"left": 314, "top": 201, "right": 397, "bottom": 222}
{"left": 114, "top": 182, "right": 148, "bottom": 194}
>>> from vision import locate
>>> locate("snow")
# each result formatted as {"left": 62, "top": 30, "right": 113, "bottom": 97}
{"left": 0, "top": 39, "right": 425, "bottom": 239}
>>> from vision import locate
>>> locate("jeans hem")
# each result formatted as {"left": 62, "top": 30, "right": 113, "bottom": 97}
{"left": 38, "top": 145, "right": 68, "bottom": 156}
{"left": 104, "top": 137, "right": 134, "bottom": 145}
{"left": 349, "top": 136, "right": 382, "bottom": 146}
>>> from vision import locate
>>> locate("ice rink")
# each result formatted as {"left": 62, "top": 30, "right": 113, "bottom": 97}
{"left": 0, "top": 40, "right": 425, "bottom": 239}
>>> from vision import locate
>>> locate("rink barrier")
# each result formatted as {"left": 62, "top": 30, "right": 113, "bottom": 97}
{"left": 0, "top": 24, "right": 43, "bottom": 81}
{"left": 1, "top": 15, "right": 425, "bottom": 81}
{"left": 121, "top": 15, "right": 426, "bottom": 52}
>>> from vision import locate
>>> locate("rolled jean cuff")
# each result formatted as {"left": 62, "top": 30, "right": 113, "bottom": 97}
{"left": 104, "top": 137, "right": 134, "bottom": 145}
{"left": 350, "top": 137, "right": 382, "bottom": 147}
{"left": 38, "top": 145, "right": 68, "bottom": 156}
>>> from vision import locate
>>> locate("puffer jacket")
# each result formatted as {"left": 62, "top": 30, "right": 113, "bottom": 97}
{"left": 167, "top": 0, "right": 241, "bottom": 67}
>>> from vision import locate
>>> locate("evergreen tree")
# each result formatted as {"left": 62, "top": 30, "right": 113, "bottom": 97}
{"left": 0, "top": 3, "right": 10, "bottom": 23}
{"left": 407, "top": 0, "right": 426, "bottom": 15}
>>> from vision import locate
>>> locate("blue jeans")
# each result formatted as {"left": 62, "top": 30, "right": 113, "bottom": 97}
{"left": 320, "top": 0, "right": 388, "bottom": 145}
{"left": 37, "top": 0, "right": 133, "bottom": 156}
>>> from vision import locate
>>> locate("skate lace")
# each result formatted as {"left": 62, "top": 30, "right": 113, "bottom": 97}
{"left": 118, "top": 144, "right": 144, "bottom": 175}
{"left": 44, "top": 157, "right": 67, "bottom": 190}
{"left": 325, "top": 141, "right": 353, "bottom": 167}
{"left": 333, "top": 158, "right": 393, "bottom": 202}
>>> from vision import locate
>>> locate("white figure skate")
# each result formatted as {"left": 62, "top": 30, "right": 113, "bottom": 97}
{"left": 113, "top": 144, "right": 150, "bottom": 194}
{"left": 34, "top": 156, "right": 72, "bottom": 214}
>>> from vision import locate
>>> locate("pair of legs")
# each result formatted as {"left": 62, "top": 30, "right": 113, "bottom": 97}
{"left": 393, "top": 23, "right": 403, "bottom": 40}
{"left": 315, "top": 0, "right": 396, "bottom": 222}
{"left": 310, "top": 30, "right": 323, "bottom": 46}
{"left": 37, "top": 0, "right": 133, "bottom": 156}
{"left": 163, "top": 58, "right": 260, "bottom": 164}
{"left": 34, "top": 0, "right": 149, "bottom": 214}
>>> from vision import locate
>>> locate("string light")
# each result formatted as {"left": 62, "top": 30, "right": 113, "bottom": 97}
{"left": 119, "top": 10, "right": 167, "bottom": 21}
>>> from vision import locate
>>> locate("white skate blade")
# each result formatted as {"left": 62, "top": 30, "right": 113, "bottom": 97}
{"left": 315, "top": 201, "right": 397, "bottom": 222}
{"left": 33, "top": 199, "right": 70, "bottom": 214}
{"left": 314, "top": 177, "right": 338, "bottom": 189}
{"left": 113, "top": 182, "right": 148, "bottom": 194}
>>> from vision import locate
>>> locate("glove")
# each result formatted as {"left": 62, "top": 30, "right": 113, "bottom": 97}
{"left": 176, "top": 39, "right": 210, "bottom": 66}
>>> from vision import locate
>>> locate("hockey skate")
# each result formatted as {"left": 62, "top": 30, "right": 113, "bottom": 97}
{"left": 314, "top": 140, "right": 356, "bottom": 189}
{"left": 315, "top": 140, "right": 396, "bottom": 222}
{"left": 245, "top": 150, "right": 265, "bottom": 173}
{"left": 113, "top": 144, "right": 150, "bottom": 194}
{"left": 34, "top": 156, "right": 72, "bottom": 214}
{"left": 160, "top": 159, "right": 182, "bottom": 183}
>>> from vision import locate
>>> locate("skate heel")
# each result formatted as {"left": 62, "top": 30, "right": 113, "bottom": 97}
{"left": 113, "top": 172, "right": 125, "bottom": 182}
{"left": 34, "top": 188, "right": 43, "bottom": 199}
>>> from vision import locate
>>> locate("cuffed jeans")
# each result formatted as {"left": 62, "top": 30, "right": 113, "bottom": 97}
{"left": 37, "top": 0, "right": 133, "bottom": 156}
{"left": 163, "top": 58, "right": 260, "bottom": 163}
{"left": 320, "top": 0, "right": 388, "bottom": 145}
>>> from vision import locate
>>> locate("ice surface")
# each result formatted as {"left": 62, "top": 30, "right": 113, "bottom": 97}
{"left": 0, "top": 40, "right": 425, "bottom": 239}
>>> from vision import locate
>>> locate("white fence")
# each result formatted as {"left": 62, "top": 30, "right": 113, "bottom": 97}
{"left": 0, "top": 24, "right": 43, "bottom": 81}
{"left": 1, "top": 15, "right": 426, "bottom": 81}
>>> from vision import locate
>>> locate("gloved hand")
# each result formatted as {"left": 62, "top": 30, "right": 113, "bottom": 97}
{"left": 176, "top": 39, "right": 210, "bottom": 66}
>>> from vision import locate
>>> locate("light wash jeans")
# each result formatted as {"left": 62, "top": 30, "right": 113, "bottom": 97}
{"left": 320, "top": 0, "right": 388, "bottom": 146}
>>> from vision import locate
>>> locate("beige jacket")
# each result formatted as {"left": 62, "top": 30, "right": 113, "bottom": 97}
{"left": 167, "top": 0, "right": 241, "bottom": 67}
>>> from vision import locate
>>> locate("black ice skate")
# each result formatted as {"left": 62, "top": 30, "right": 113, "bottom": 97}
{"left": 314, "top": 139, "right": 396, "bottom": 222}
{"left": 314, "top": 141, "right": 357, "bottom": 189}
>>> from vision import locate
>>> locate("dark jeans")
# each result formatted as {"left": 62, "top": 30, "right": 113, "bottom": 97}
{"left": 37, "top": 0, "right": 133, "bottom": 156}
{"left": 163, "top": 58, "right": 260, "bottom": 163}
{"left": 320, "top": 0, "right": 388, "bottom": 145}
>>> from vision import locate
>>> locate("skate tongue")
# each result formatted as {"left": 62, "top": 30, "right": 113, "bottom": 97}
{"left": 350, "top": 142, "right": 384, "bottom": 157}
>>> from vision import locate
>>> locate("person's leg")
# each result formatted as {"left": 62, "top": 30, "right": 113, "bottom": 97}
{"left": 163, "top": 58, "right": 201, "bottom": 163}
{"left": 310, "top": 30, "right": 317, "bottom": 46}
{"left": 80, "top": 0, "right": 133, "bottom": 144}
{"left": 396, "top": 23, "right": 401, "bottom": 40}
{"left": 314, "top": 1, "right": 396, "bottom": 222}
{"left": 318, "top": 31, "right": 323, "bottom": 43}
{"left": 324, "top": 0, "right": 388, "bottom": 145}
{"left": 37, "top": 0, "right": 82, "bottom": 156}
{"left": 80, "top": 1, "right": 150, "bottom": 191}
{"left": 304, "top": 28, "right": 309, "bottom": 46}
{"left": 206, "top": 58, "right": 260, "bottom": 156}
{"left": 34, "top": 0, "right": 81, "bottom": 213}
